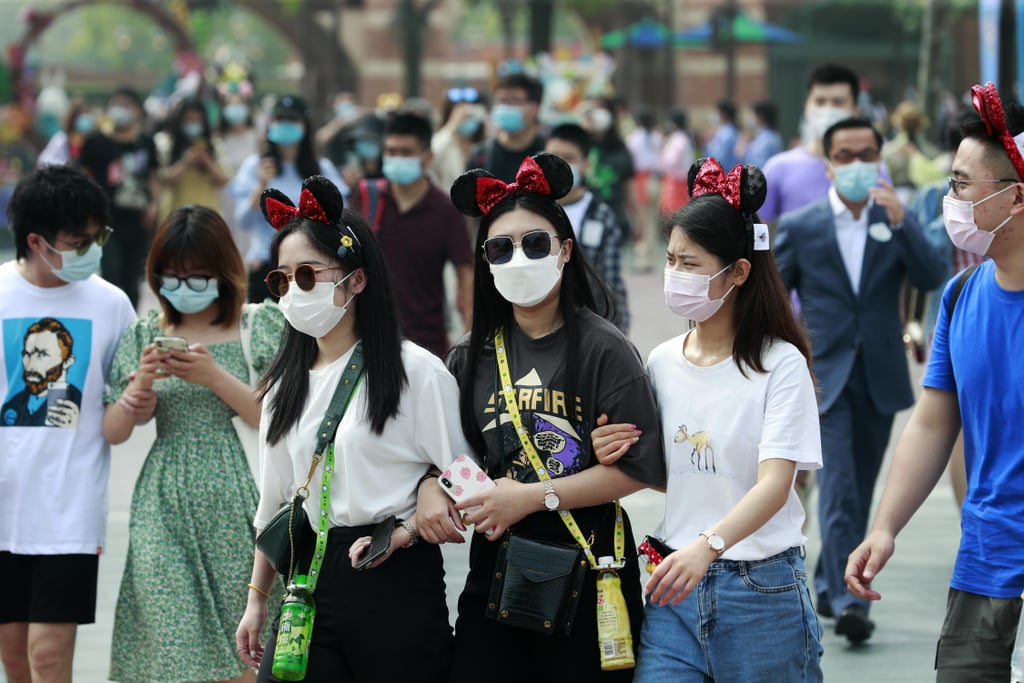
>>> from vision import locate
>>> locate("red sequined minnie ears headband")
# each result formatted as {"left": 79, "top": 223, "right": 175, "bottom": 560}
{"left": 972, "top": 82, "right": 1024, "bottom": 181}
{"left": 690, "top": 157, "right": 769, "bottom": 251}
{"left": 474, "top": 156, "right": 551, "bottom": 216}
{"left": 263, "top": 187, "right": 361, "bottom": 259}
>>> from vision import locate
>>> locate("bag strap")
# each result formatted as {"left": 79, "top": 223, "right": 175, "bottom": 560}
{"left": 494, "top": 327, "right": 624, "bottom": 570}
{"left": 945, "top": 263, "right": 981, "bottom": 321}
{"left": 288, "top": 343, "right": 365, "bottom": 588}
{"left": 358, "top": 177, "right": 388, "bottom": 235}
{"left": 238, "top": 303, "right": 257, "bottom": 387}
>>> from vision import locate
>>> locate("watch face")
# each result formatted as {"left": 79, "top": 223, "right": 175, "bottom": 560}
{"left": 544, "top": 493, "right": 560, "bottom": 511}
{"left": 709, "top": 535, "right": 725, "bottom": 551}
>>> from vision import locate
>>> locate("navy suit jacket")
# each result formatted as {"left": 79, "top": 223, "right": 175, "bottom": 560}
{"left": 775, "top": 199, "right": 945, "bottom": 416}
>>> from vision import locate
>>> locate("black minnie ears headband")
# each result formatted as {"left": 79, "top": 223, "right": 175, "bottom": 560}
{"left": 450, "top": 152, "right": 574, "bottom": 217}
{"left": 686, "top": 157, "right": 770, "bottom": 252}
{"left": 259, "top": 175, "right": 362, "bottom": 260}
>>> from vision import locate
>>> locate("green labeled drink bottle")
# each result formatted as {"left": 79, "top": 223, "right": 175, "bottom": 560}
{"left": 596, "top": 556, "right": 635, "bottom": 671}
{"left": 271, "top": 575, "right": 316, "bottom": 681}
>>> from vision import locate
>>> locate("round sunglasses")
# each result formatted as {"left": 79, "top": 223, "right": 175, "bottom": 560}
{"left": 482, "top": 230, "right": 561, "bottom": 265}
{"left": 264, "top": 265, "right": 340, "bottom": 297}
{"left": 159, "top": 274, "right": 215, "bottom": 293}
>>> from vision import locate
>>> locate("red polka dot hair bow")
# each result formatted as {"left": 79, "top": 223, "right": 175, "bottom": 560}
{"left": 263, "top": 188, "right": 330, "bottom": 230}
{"left": 474, "top": 155, "right": 552, "bottom": 216}
{"left": 690, "top": 157, "right": 745, "bottom": 209}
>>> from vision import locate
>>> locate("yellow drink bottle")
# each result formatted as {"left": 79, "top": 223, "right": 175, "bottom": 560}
{"left": 596, "top": 556, "right": 635, "bottom": 671}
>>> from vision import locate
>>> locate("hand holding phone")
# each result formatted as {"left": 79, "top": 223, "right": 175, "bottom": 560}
{"left": 437, "top": 455, "right": 495, "bottom": 517}
{"left": 153, "top": 336, "right": 190, "bottom": 353}
{"left": 353, "top": 515, "right": 396, "bottom": 571}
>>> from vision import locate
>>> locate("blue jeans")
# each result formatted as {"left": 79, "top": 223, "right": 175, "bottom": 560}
{"left": 635, "top": 547, "right": 824, "bottom": 682}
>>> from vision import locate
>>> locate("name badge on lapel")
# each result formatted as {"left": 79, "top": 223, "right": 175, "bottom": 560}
{"left": 868, "top": 222, "right": 893, "bottom": 243}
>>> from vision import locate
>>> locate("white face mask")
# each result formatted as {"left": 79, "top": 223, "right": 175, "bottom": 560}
{"left": 805, "top": 106, "right": 852, "bottom": 144}
{"left": 664, "top": 264, "right": 735, "bottom": 322}
{"left": 489, "top": 248, "right": 564, "bottom": 308}
{"left": 278, "top": 273, "right": 354, "bottom": 338}
{"left": 942, "top": 183, "right": 1016, "bottom": 256}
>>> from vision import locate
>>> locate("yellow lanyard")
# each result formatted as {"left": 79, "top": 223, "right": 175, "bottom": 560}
{"left": 494, "top": 327, "right": 625, "bottom": 570}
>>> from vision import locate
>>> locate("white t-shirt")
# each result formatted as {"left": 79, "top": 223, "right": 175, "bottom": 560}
{"left": 648, "top": 332, "right": 822, "bottom": 560}
{"left": 0, "top": 261, "right": 135, "bottom": 554}
{"left": 254, "top": 340, "right": 470, "bottom": 530}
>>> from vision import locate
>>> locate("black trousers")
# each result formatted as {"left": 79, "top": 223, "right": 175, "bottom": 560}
{"left": 258, "top": 524, "right": 452, "bottom": 683}
{"left": 101, "top": 221, "right": 149, "bottom": 310}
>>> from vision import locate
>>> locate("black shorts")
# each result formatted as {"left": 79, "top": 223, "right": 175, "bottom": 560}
{"left": 0, "top": 552, "right": 99, "bottom": 624}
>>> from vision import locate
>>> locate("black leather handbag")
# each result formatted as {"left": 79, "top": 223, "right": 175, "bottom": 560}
{"left": 256, "top": 492, "right": 309, "bottom": 577}
{"left": 486, "top": 533, "right": 588, "bottom": 637}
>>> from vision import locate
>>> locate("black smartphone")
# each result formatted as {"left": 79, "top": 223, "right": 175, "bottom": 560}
{"left": 263, "top": 142, "right": 281, "bottom": 177}
{"left": 355, "top": 515, "right": 396, "bottom": 571}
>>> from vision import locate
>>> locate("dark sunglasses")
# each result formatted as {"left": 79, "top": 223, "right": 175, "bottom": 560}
{"left": 48, "top": 225, "right": 114, "bottom": 256}
{"left": 483, "top": 230, "right": 560, "bottom": 265}
{"left": 264, "top": 264, "right": 339, "bottom": 297}
{"left": 159, "top": 274, "right": 215, "bottom": 293}
{"left": 448, "top": 87, "right": 480, "bottom": 103}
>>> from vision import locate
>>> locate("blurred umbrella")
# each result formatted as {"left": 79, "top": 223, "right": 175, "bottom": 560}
{"left": 674, "top": 11, "right": 802, "bottom": 46}
{"left": 600, "top": 18, "right": 672, "bottom": 50}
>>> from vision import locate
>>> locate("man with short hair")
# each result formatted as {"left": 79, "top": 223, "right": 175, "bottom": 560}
{"left": 352, "top": 112, "right": 473, "bottom": 357}
{"left": 545, "top": 123, "right": 629, "bottom": 332}
{"left": 846, "top": 84, "right": 1024, "bottom": 679}
{"left": 0, "top": 166, "right": 136, "bottom": 683}
{"left": 466, "top": 73, "right": 546, "bottom": 182}
{"left": 774, "top": 118, "right": 944, "bottom": 643}
{"left": 743, "top": 101, "right": 784, "bottom": 169}
{"left": 77, "top": 87, "right": 160, "bottom": 309}
{"left": 761, "top": 64, "right": 861, "bottom": 222}
{"left": 705, "top": 99, "right": 740, "bottom": 171}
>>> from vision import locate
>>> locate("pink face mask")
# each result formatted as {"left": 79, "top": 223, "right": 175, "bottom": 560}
{"left": 942, "top": 183, "right": 1015, "bottom": 256}
{"left": 663, "top": 264, "right": 735, "bottom": 322}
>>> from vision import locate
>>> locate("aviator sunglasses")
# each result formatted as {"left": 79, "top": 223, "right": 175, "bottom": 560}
{"left": 482, "top": 229, "right": 561, "bottom": 265}
{"left": 264, "top": 265, "right": 340, "bottom": 297}
{"left": 45, "top": 225, "right": 114, "bottom": 256}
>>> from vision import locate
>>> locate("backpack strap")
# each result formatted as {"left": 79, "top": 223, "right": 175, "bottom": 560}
{"left": 358, "top": 177, "right": 388, "bottom": 235}
{"left": 946, "top": 263, "right": 981, "bottom": 321}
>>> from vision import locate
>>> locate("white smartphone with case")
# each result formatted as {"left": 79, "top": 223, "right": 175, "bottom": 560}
{"left": 438, "top": 455, "right": 495, "bottom": 516}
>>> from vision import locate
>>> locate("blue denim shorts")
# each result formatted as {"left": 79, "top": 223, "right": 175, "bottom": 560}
{"left": 635, "top": 547, "right": 824, "bottom": 682}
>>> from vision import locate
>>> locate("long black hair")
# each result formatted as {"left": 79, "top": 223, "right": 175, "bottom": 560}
{"left": 667, "top": 157, "right": 813, "bottom": 376}
{"left": 265, "top": 107, "right": 321, "bottom": 180}
{"left": 450, "top": 153, "right": 614, "bottom": 456}
{"left": 259, "top": 176, "right": 407, "bottom": 444}
{"left": 168, "top": 98, "right": 214, "bottom": 165}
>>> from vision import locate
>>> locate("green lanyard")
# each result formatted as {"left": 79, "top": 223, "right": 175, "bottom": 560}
{"left": 494, "top": 327, "right": 625, "bottom": 570}
{"left": 294, "top": 344, "right": 364, "bottom": 591}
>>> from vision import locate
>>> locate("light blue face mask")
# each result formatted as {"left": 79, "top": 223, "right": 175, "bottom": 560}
{"left": 491, "top": 104, "right": 525, "bottom": 133}
{"left": 182, "top": 122, "right": 204, "bottom": 140}
{"left": 381, "top": 156, "right": 423, "bottom": 185}
{"left": 42, "top": 240, "right": 102, "bottom": 283}
{"left": 457, "top": 116, "right": 482, "bottom": 138}
{"left": 74, "top": 113, "right": 96, "bottom": 135}
{"left": 108, "top": 105, "right": 136, "bottom": 128}
{"left": 160, "top": 279, "right": 220, "bottom": 314}
{"left": 335, "top": 102, "right": 357, "bottom": 120}
{"left": 355, "top": 140, "right": 381, "bottom": 160}
{"left": 569, "top": 163, "right": 582, "bottom": 189}
{"left": 832, "top": 161, "right": 879, "bottom": 202}
{"left": 267, "top": 121, "right": 304, "bottom": 146}
{"left": 222, "top": 103, "right": 249, "bottom": 126}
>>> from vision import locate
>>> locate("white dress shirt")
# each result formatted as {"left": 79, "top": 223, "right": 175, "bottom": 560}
{"left": 828, "top": 186, "right": 871, "bottom": 295}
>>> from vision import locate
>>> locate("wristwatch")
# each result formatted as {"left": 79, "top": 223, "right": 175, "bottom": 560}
{"left": 542, "top": 480, "right": 560, "bottom": 511}
{"left": 700, "top": 530, "right": 726, "bottom": 556}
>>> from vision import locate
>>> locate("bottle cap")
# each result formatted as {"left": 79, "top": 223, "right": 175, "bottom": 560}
{"left": 287, "top": 574, "right": 310, "bottom": 591}
{"left": 597, "top": 555, "right": 615, "bottom": 568}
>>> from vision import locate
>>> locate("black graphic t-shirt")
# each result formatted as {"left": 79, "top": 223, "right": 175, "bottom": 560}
{"left": 78, "top": 132, "right": 157, "bottom": 228}
{"left": 450, "top": 309, "right": 665, "bottom": 506}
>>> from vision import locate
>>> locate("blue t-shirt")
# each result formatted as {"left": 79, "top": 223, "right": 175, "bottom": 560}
{"left": 923, "top": 260, "right": 1024, "bottom": 598}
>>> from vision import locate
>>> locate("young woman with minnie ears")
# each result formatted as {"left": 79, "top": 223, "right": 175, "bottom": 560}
{"left": 234, "top": 175, "right": 467, "bottom": 682}
{"left": 444, "top": 153, "right": 665, "bottom": 681}
{"left": 592, "top": 158, "right": 824, "bottom": 681}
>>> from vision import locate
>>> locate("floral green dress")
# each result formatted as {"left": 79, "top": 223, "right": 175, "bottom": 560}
{"left": 105, "top": 303, "right": 285, "bottom": 683}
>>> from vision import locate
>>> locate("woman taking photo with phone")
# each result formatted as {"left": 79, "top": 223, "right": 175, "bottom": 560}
{"left": 592, "top": 158, "right": 824, "bottom": 681}
{"left": 444, "top": 153, "right": 665, "bottom": 681}
{"left": 234, "top": 175, "right": 466, "bottom": 682}
{"left": 102, "top": 204, "right": 286, "bottom": 683}
{"left": 228, "top": 95, "right": 344, "bottom": 302}
{"left": 158, "top": 98, "right": 229, "bottom": 219}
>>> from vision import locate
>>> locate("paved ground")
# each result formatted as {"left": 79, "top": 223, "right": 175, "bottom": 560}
{"left": 2, "top": 257, "right": 960, "bottom": 682}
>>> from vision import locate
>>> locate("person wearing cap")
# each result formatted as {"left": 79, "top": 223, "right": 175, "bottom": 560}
{"left": 775, "top": 117, "right": 945, "bottom": 643}
{"left": 228, "top": 94, "right": 346, "bottom": 303}
{"left": 77, "top": 86, "right": 161, "bottom": 310}
{"left": 846, "top": 82, "right": 1024, "bottom": 679}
